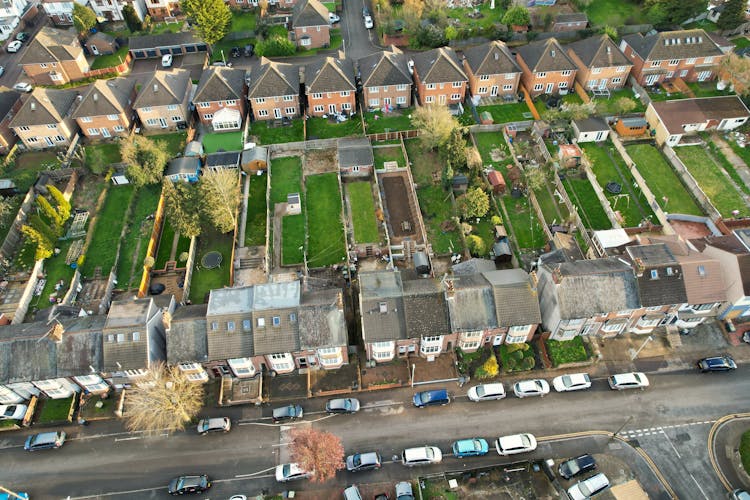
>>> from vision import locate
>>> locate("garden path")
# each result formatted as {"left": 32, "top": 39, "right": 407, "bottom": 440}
{"left": 713, "top": 135, "right": 750, "bottom": 187}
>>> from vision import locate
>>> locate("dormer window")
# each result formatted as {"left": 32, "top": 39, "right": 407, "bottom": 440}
{"left": 666, "top": 267, "right": 674, "bottom": 276}
{"left": 650, "top": 270, "right": 658, "bottom": 279}
{"left": 272, "top": 316, "right": 281, "bottom": 327}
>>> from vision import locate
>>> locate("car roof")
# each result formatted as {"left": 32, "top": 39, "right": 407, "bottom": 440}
{"left": 517, "top": 380, "right": 541, "bottom": 390}
{"left": 704, "top": 356, "right": 731, "bottom": 365}
{"left": 419, "top": 389, "right": 447, "bottom": 400}
{"left": 499, "top": 434, "right": 527, "bottom": 448}
{"left": 455, "top": 439, "right": 482, "bottom": 452}
{"left": 479, "top": 383, "right": 504, "bottom": 392}
{"left": 357, "top": 451, "right": 380, "bottom": 463}
{"left": 329, "top": 398, "right": 349, "bottom": 408}
{"left": 404, "top": 447, "right": 432, "bottom": 460}
{"left": 178, "top": 476, "right": 204, "bottom": 486}
{"left": 566, "top": 373, "right": 589, "bottom": 383}
{"left": 273, "top": 405, "right": 297, "bottom": 415}
{"left": 613, "top": 372, "right": 639, "bottom": 382}
{"left": 573, "top": 454, "right": 595, "bottom": 466}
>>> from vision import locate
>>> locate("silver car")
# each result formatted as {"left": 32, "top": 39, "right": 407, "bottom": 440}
{"left": 326, "top": 398, "right": 360, "bottom": 414}
{"left": 196, "top": 417, "right": 231, "bottom": 435}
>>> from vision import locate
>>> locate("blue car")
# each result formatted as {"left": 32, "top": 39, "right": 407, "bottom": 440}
{"left": 412, "top": 389, "right": 450, "bottom": 408}
{"left": 452, "top": 438, "right": 489, "bottom": 457}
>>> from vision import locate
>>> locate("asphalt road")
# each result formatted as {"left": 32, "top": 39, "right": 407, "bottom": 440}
{"left": 1, "top": 367, "right": 748, "bottom": 499}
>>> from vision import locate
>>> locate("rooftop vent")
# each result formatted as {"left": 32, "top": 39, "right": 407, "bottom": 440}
{"left": 153, "top": 84, "right": 158, "bottom": 92}
{"left": 93, "top": 93, "right": 98, "bottom": 102}
{"left": 30, "top": 102, "right": 35, "bottom": 111}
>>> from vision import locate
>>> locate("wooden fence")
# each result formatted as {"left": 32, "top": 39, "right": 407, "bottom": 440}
{"left": 137, "top": 192, "right": 166, "bottom": 298}
{"left": 83, "top": 53, "right": 132, "bottom": 79}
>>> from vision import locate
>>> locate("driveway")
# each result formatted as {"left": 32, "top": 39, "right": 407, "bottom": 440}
{"left": 0, "top": 12, "right": 49, "bottom": 87}
{"left": 341, "top": 0, "right": 382, "bottom": 61}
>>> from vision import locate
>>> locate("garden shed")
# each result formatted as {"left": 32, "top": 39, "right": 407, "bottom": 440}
{"left": 337, "top": 137, "right": 374, "bottom": 177}
{"left": 451, "top": 174, "right": 468, "bottom": 194}
{"left": 488, "top": 170, "right": 506, "bottom": 194}
{"left": 165, "top": 157, "right": 201, "bottom": 183}
{"left": 287, "top": 193, "right": 301, "bottom": 215}
{"left": 240, "top": 146, "right": 268, "bottom": 173}
{"left": 205, "top": 151, "right": 240, "bottom": 171}
{"left": 492, "top": 238, "right": 512, "bottom": 264}
{"left": 572, "top": 117, "right": 610, "bottom": 143}
{"left": 614, "top": 117, "right": 648, "bottom": 137}
{"left": 184, "top": 141, "right": 204, "bottom": 157}
{"left": 558, "top": 144, "right": 582, "bottom": 168}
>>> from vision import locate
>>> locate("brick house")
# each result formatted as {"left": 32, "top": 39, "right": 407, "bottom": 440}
{"left": 516, "top": 38, "right": 577, "bottom": 97}
{"left": 144, "top": 0, "right": 180, "bottom": 20}
{"left": 551, "top": 13, "right": 588, "bottom": 32}
{"left": 0, "top": 88, "right": 22, "bottom": 154}
{"left": 620, "top": 29, "right": 724, "bottom": 86}
{"left": 698, "top": 230, "right": 750, "bottom": 320}
{"left": 411, "top": 47, "right": 468, "bottom": 107}
{"left": 89, "top": 0, "right": 147, "bottom": 23}
{"left": 85, "top": 32, "right": 119, "bottom": 56}
{"left": 305, "top": 56, "right": 356, "bottom": 117}
{"left": 193, "top": 67, "right": 246, "bottom": 132}
{"left": 566, "top": 34, "right": 632, "bottom": 92}
{"left": 133, "top": 69, "right": 192, "bottom": 132}
{"left": 0, "top": 0, "right": 30, "bottom": 38}
{"left": 71, "top": 78, "right": 136, "bottom": 139}
{"left": 41, "top": 0, "right": 74, "bottom": 25}
{"left": 246, "top": 57, "right": 301, "bottom": 121}
{"left": 462, "top": 40, "right": 522, "bottom": 102}
{"left": 358, "top": 46, "right": 412, "bottom": 111}
{"left": 19, "top": 27, "right": 89, "bottom": 86}
{"left": 9, "top": 88, "right": 79, "bottom": 150}
{"left": 291, "top": 0, "right": 330, "bottom": 50}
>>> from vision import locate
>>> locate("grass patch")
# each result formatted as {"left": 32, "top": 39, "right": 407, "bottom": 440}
{"left": 79, "top": 395, "right": 116, "bottom": 419}
{"left": 546, "top": 336, "right": 589, "bottom": 367}
{"left": 245, "top": 173, "right": 267, "bottom": 246}
{"left": 188, "top": 227, "right": 233, "bottom": 304}
{"left": 306, "top": 116, "right": 363, "bottom": 139}
{"left": 733, "top": 37, "right": 750, "bottom": 50}
{"left": 202, "top": 131, "right": 243, "bottom": 153}
{"left": 741, "top": 429, "right": 750, "bottom": 475}
{"left": 404, "top": 139, "right": 437, "bottom": 184}
{"left": 472, "top": 131, "right": 514, "bottom": 172}
{"left": 85, "top": 143, "right": 121, "bottom": 168}
{"left": 593, "top": 89, "right": 646, "bottom": 114}
{"left": 686, "top": 82, "right": 734, "bottom": 99}
{"left": 36, "top": 396, "right": 73, "bottom": 423}
{"left": 229, "top": 10, "right": 257, "bottom": 32}
{"left": 90, "top": 45, "right": 130, "bottom": 70}
{"left": 476, "top": 102, "right": 532, "bottom": 124}
{"left": 270, "top": 157, "right": 302, "bottom": 203}
{"left": 364, "top": 110, "right": 414, "bottom": 134}
{"left": 562, "top": 176, "right": 613, "bottom": 230}
{"left": 373, "top": 145, "right": 405, "bottom": 168}
{"left": 708, "top": 139, "right": 750, "bottom": 196}
{"left": 626, "top": 144, "right": 704, "bottom": 216}
{"left": 32, "top": 239, "right": 76, "bottom": 310}
{"left": 347, "top": 181, "right": 380, "bottom": 243}
{"left": 282, "top": 214, "right": 305, "bottom": 265}
{"left": 0, "top": 419, "right": 18, "bottom": 428}
{"left": 503, "top": 196, "right": 546, "bottom": 250}
{"left": 323, "top": 1, "right": 336, "bottom": 10}
{"left": 421, "top": 480, "right": 459, "bottom": 500}
{"left": 154, "top": 218, "right": 177, "bottom": 269}
{"left": 470, "top": 216, "right": 498, "bottom": 258}
{"left": 440, "top": 2, "right": 506, "bottom": 31}
{"left": 249, "top": 119, "right": 304, "bottom": 145}
{"left": 306, "top": 173, "right": 346, "bottom": 267}
{"left": 81, "top": 184, "right": 136, "bottom": 276}
{"left": 675, "top": 146, "right": 749, "bottom": 217}
{"left": 210, "top": 36, "right": 256, "bottom": 63}
{"left": 583, "top": 0, "right": 644, "bottom": 26}
{"left": 534, "top": 185, "right": 568, "bottom": 224}
{"left": 497, "top": 343, "right": 535, "bottom": 372}
{"left": 417, "top": 184, "right": 462, "bottom": 254}
{"left": 7, "top": 151, "right": 61, "bottom": 191}
{"left": 150, "top": 132, "right": 187, "bottom": 157}
{"left": 116, "top": 184, "right": 161, "bottom": 290}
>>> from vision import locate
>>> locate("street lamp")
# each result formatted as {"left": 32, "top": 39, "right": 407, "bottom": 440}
{"left": 629, "top": 335, "right": 653, "bottom": 360}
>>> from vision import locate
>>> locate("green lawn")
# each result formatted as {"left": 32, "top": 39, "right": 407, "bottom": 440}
{"left": 202, "top": 131, "right": 243, "bottom": 153}
{"left": 440, "top": 2, "right": 506, "bottom": 31}
{"left": 534, "top": 185, "right": 569, "bottom": 225}
{"left": 189, "top": 227, "right": 233, "bottom": 304}
{"left": 245, "top": 173, "right": 267, "bottom": 247}
{"left": 716, "top": 139, "right": 750, "bottom": 196}
{"left": 472, "top": 131, "right": 515, "bottom": 173}
{"left": 154, "top": 218, "right": 178, "bottom": 270}
{"left": 733, "top": 37, "right": 750, "bottom": 49}
{"left": 33, "top": 239, "right": 77, "bottom": 310}
{"left": 306, "top": 116, "right": 363, "bottom": 139}
{"left": 675, "top": 146, "right": 749, "bottom": 217}
{"left": 347, "top": 181, "right": 380, "bottom": 243}
{"left": 583, "top": 0, "right": 644, "bottom": 26}
{"left": 503, "top": 196, "right": 546, "bottom": 250}
{"left": 90, "top": 45, "right": 129, "bottom": 70}
{"left": 469, "top": 216, "right": 497, "bottom": 258}
{"left": 562, "top": 176, "right": 612, "bottom": 230}
{"left": 249, "top": 119, "right": 304, "bottom": 145}
{"left": 270, "top": 157, "right": 302, "bottom": 204}
{"left": 36, "top": 397, "right": 73, "bottom": 423}
{"left": 85, "top": 143, "right": 121, "bottom": 169}
{"left": 306, "top": 173, "right": 346, "bottom": 267}
{"left": 626, "top": 144, "right": 704, "bottom": 216}
{"left": 593, "top": 89, "right": 646, "bottom": 115}
{"left": 476, "top": 102, "right": 532, "bottom": 124}
{"left": 323, "top": 1, "right": 336, "bottom": 10}
{"left": 741, "top": 429, "right": 750, "bottom": 475}
{"left": 404, "top": 139, "right": 439, "bottom": 184}
{"left": 373, "top": 145, "right": 405, "bottom": 169}
{"left": 81, "top": 184, "right": 136, "bottom": 276}
{"left": 417, "top": 185, "right": 462, "bottom": 255}
{"left": 7, "top": 151, "right": 61, "bottom": 191}
{"left": 546, "top": 336, "right": 589, "bottom": 367}
{"left": 150, "top": 132, "right": 187, "bottom": 157}
{"left": 282, "top": 214, "right": 305, "bottom": 265}
{"left": 229, "top": 10, "right": 257, "bottom": 32}
{"left": 364, "top": 110, "right": 414, "bottom": 134}
{"left": 116, "top": 184, "right": 161, "bottom": 290}
{"left": 686, "top": 82, "right": 734, "bottom": 99}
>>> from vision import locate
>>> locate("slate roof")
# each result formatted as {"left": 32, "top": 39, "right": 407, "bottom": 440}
{"left": 298, "top": 289, "right": 347, "bottom": 349}
{"left": 484, "top": 269, "right": 542, "bottom": 326}
{"left": 19, "top": 27, "right": 80, "bottom": 65}
{"left": 206, "top": 319, "right": 254, "bottom": 361}
{"left": 451, "top": 258, "right": 497, "bottom": 275}
{"left": 358, "top": 46, "right": 412, "bottom": 88}
{"left": 402, "top": 278, "right": 450, "bottom": 338}
{"left": 359, "top": 271, "right": 407, "bottom": 342}
{"left": 247, "top": 58, "right": 299, "bottom": 98}
{"left": 625, "top": 244, "right": 687, "bottom": 307}
{"left": 128, "top": 31, "right": 203, "bottom": 50}
{"left": 622, "top": 29, "right": 723, "bottom": 61}
{"left": 72, "top": 78, "right": 134, "bottom": 119}
{"left": 194, "top": 67, "right": 246, "bottom": 103}
{"left": 132, "top": 69, "right": 191, "bottom": 108}
{"left": 9, "top": 88, "right": 78, "bottom": 128}
{"left": 516, "top": 38, "right": 577, "bottom": 73}
{"left": 306, "top": 57, "right": 356, "bottom": 93}
{"left": 573, "top": 116, "right": 609, "bottom": 133}
{"left": 462, "top": 40, "right": 521, "bottom": 76}
{"left": 0, "top": 87, "right": 20, "bottom": 119}
{"left": 567, "top": 35, "right": 630, "bottom": 68}
{"left": 205, "top": 151, "right": 240, "bottom": 168}
{"left": 649, "top": 96, "right": 750, "bottom": 135}
{"left": 677, "top": 252, "right": 726, "bottom": 304}
{"left": 411, "top": 47, "right": 467, "bottom": 84}
{"left": 252, "top": 307, "right": 300, "bottom": 355}
{"left": 337, "top": 137, "right": 373, "bottom": 168}
{"left": 446, "top": 273, "right": 497, "bottom": 331}
{"left": 105, "top": 298, "right": 156, "bottom": 330}
{"left": 103, "top": 298, "right": 161, "bottom": 372}
{"left": 292, "top": 0, "right": 329, "bottom": 27}
{"left": 166, "top": 156, "right": 200, "bottom": 176}
{"left": 166, "top": 304, "right": 208, "bottom": 364}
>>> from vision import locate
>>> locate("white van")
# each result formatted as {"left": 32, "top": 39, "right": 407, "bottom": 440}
{"left": 343, "top": 485, "right": 362, "bottom": 500}
{"left": 401, "top": 446, "right": 442, "bottom": 466}
{"left": 567, "top": 473, "right": 609, "bottom": 500}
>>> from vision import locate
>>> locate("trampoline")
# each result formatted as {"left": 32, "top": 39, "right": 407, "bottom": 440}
{"left": 202, "top": 251, "right": 223, "bottom": 269}
{"left": 606, "top": 182, "right": 622, "bottom": 194}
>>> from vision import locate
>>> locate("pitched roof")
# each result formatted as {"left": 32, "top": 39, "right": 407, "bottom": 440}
{"left": 19, "top": 27, "right": 80, "bottom": 65}
{"left": 87, "top": 32, "right": 115, "bottom": 45}
{"left": 402, "top": 278, "right": 451, "bottom": 337}
{"left": 293, "top": 0, "right": 330, "bottom": 27}
{"left": 205, "top": 151, "right": 240, "bottom": 168}
{"left": 484, "top": 269, "right": 542, "bottom": 326}
{"left": 411, "top": 47, "right": 467, "bottom": 84}
{"left": 166, "top": 304, "right": 208, "bottom": 364}
{"left": 298, "top": 289, "right": 347, "bottom": 349}
{"left": 306, "top": 57, "right": 356, "bottom": 93}
{"left": 649, "top": 96, "right": 750, "bottom": 135}
{"left": 567, "top": 34, "right": 630, "bottom": 68}
{"left": 72, "top": 78, "right": 135, "bottom": 119}
{"left": 555, "top": 13, "right": 588, "bottom": 23}
{"left": 128, "top": 31, "right": 203, "bottom": 50}
{"left": 573, "top": 116, "right": 609, "bottom": 133}
{"left": 247, "top": 58, "right": 299, "bottom": 98}
{"left": 194, "top": 67, "right": 246, "bottom": 103}
{"left": 337, "top": 137, "right": 373, "bottom": 168}
{"left": 516, "top": 38, "right": 576, "bottom": 73}
{"left": 447, "top": 273, "right": 497, "bottom": 331}
{"left": 358, "top": 46, "right": 412, "bottom": 88}
{"left": 625, "top": 244, "right": 687, "bottom": 306}
{"left": 0, "top": 87, "right": 21, "bottom": 120}
{"left": 677, "top": 252, "right": 726, "bottom": 304}
{"left": 133, "top": 69, "right": 191, "bottom": 108}
{"left": 462, "top": 40, "right": 521, "bottom": 76}
{"left": 166, "top": 156, "right": 200, "bottom": 176}
{"left": 105, "top": 298, "right": 157, "bottom": 330}
{"left": 622, "top": 29, "right": 723, "bottom": 61}
{"left": 9, "top": 87, "right": 78, "bottom": 128}
{"left": 703, "top": 234, "right": 750, "bottom": 295}
{"left": 359, "top": 271, "right": 407, "bottom": 342}
{"left": 252, "top": 307, "right": 300, "bottom": 354}
{"left": 451, "top": 258, "right": 497, "bottom": 275}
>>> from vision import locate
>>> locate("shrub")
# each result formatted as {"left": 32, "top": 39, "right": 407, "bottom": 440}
{"left": 505, "top": 357, "right": 516, "bottom": 369}
{"left": 512, "top": 349, "right": 524, "bottom": 360}
{"left": 475, "top": 353, "right": 499, "bottom": 380}
{"left": 255, "top": 34, "right": 295, "bottom": 57}
{"left": 521, "top": 356, "right": 535, "bottom": 370}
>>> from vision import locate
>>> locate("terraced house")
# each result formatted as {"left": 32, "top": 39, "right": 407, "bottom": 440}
{"left": 71, "top": 78, "right": 136, "bottom": 139}
{"left": 516, "top": 38, "right": 577, "bottom": 97}
{"left": 9, "top": 88, "right": 79, "bottom": 149}
{"left": 305, "top": 57, "right": 356, "bottom": 117}
{"left": 291, "top": 0, "right": 330, "bottom": 49}
{"left": 566, "top": 34, "right": 632, "bottom": 92}
{"left": 462, "top": 40, "right": 522, "bottom": 102}
{"left": 19, "top": 27, "right": 88, "bottom": 86}
{"left": 247, "top": 58, "right": 301, "bottom": 121}
{"left": 193, "top": 67, "right": 247, "bottom": 132}
{"left": 133, "top": 69, "right": 191, "bottom": 131}
{"left": 88, "top": 0, "right": 147, "bottom": 22}
{"left": 411, "top": 47, "right": 468, "bottom": 107}
{"left": 358, "top": 46, "right": 412, "bottom": 111}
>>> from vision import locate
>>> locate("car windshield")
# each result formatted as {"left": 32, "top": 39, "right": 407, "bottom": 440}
{"left": 342, "top": 400, "right": 351, "bottom": 410}
{"left": 425, "top": 448, "right": 434, "bottom": 459}
{"left": 472, "top": 440, "right": 481, "bottom": 451}
{"left": 282, "top": 464, "right": 291, "bottom": 476}
{"left": 562, "top": 375, "right": 573, "bottom": 386}
{"left": 476, "top": 386, "right": 487, "bottom": 397}
{"left": 2, "top": 406, "right": 15, "bottom": 417}
{"left": 579, "top": 482, "right": 596, "bottom": 496}
{"left": 520, "top": 435, "right": 530, "bottom": 447}
{"left": 353, "top": 454, "right": 362, "bottom": 467}
{"left": 565, "top": 459, "right": 581, "bottom": 475}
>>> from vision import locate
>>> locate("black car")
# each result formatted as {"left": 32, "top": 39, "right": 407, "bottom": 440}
{"left": 15, "top": 32, "right": 29, "bottom": 42}
{"left": 272, "top": 404, "right": 303, "bottom": 423}
{"left": 244, "top": 44, "right": 254, "bottom": 57}
{"left": 697, "top": 355, "right": 737, "bottom": 372}
{"left": 230, "top": 46, "right": 241, "bottom": 58}
{"left": 167, "top": 475, "right": 211, "bottom": 495}
{"left": 558, "top": 454, "right": 596, "bottom": 480}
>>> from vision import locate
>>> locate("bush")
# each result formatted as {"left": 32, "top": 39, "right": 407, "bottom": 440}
{"left": 512, "top": 349, "right": 524, "bottom": 360}
{"left": 521, "top": 356, "right": 535, "bottom": 370}
{"left": 475, "top": 353, "right": 499, "bottom": 380}
{"left": 255, "top": 34, "right": 295, "bottom": 57}
{"left": 741, "top": 430, "right": 750, "bottom": 475}
{"left": 505, "top": 343, "right": 522, "bottom": 354}
{"left": 546, "top": 336, "right": 589, "bottom": 367}
{"left": 413, "top": 24, "right": 447, "bottom": 48}
{"left": 505, "top": 357, "right": 516, "bottom": 369}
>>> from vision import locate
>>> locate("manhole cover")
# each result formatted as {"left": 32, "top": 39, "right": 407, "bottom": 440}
{"left": 676, "top": 433, "right": 691, "bottom": 443}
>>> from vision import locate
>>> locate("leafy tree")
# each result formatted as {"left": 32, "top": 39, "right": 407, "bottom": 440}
{"left": 466, "top": 147, "right": 483, "bottom": 175}
{"left": 289, "top": 427, "right": 345, "bottom": 483}
{"left": 718, "top": 0, "right": 745, "bottom": 30}
{"left": 73, "top": 4, "right": 97, "bottom": 34}
{"left": 121, "top": 135, "right": 171, "bottom": 187}
{"left": 181, "top": 0, "right": 231, "bottom": 45}
{"left": 441, "top": 128, "right": 467, "bottom": 171}
{"left": 445, "top": 25, "right": 458, "bottom": 41}
{"left": 645, "top": 0, "right": 707, "bottom": 27}
{"left": 411, "top": 105, "right": 459, "bottom": 150}
{"left": 255, "top": 34, "right": 296, "bottom": 57}
{"left": 718, "top": 53, "right": 750, "bottom": 95}
{"left": 28, "top": 213, "right": 59, "bottom": 244}
{"left": 466, "top": 234, "right": 487, "bottom": 256}
{"left": 402, "top": 0, "right": 424, "bottom": 30}
{"left": 199, "top": 169, "right": 240, "bottom": 234}
{"left": 37, "top": 196, "right": 65, "bottom": 229}
{"left": 124, "top": 362, "right": 203, "bottom": 435}
{"left": 524, "top": 166, "right": 547, "bottom": 193}
{"left": 122, "top": 4, "right": 143, "bottom": 33}
{"left": 612, "top": 97, "right": 637, "bottom": 115}
{"left": 602, "top": 25, "right": 619, "bottom": 41}
{"left": 459, "top": 187, "right": 490, "bottom": 219}
{"left": 48, "top": 185, "right": 70, "bottom": 222}
{"left": 414, "top": 24, "right": 447, "bottom": 49}
{"left": 502, "top": 6, "right": 530, "bottom": 27}
{"left": 21, "top": 225, "right": 53, "bottom": 260}
{"left": 163, "top": 180, "right": 202, "bottom": 238}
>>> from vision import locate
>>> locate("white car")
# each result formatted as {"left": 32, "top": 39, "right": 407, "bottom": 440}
{"left": 12, "top": 82, "right": 32, "bottom": 93}
{"left": 0, "top": 404, "right": 27, "bottom": 420}
{"left": 161, "top": 53, "right": 173, "bottom": 67}
{"left": 552, "top": 373, "right": 592, "bottom": 392}
{"left": 364, "top": 15, "right": 374, "bottom": 29}
{"left": 401, "top": 446, "right": 442, "bottom": 466}
{"left": 567, "top": 472, "right": 610, "bottom": 500}
{"left": 608, "top": 372, "right": 649, "bottom": 390}
{"left": 467, "top": 383, "right": 506, "bottom": 402}
{"left": 275, "top": 463, "right": 312, "bottom": 482}
{"left": 495, "top": 433, "right": 537, "bottom": 455}
{"left": 513, "top": 379, "right": 550, "bottom": 398}
{"left": 329, "top": 12, "right": 340, "bottom": 23}
{"left": 6, "top": 40, "right": 22, "bottom": 53}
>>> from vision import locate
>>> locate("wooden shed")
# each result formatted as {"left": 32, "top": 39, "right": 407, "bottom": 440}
{"left": 451, "top": 174, "right": 468, "bottom": 194}
{"left": 241, "top": 146, "right": 268, "bottom": 173}
{"left": 614, "top": 117, "right": 648, "bottom": 137}
{"left": 488, "top": 170, "right": 506, "bottom": 194}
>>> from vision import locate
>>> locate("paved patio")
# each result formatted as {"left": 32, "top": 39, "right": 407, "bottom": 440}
{"left": 264, "top": 372, "right": 308, "bottom": 401}
{"left": 360, "top": 357, "right": 410, "bottom": 390}
{"left": 409, "top": 353, "right": 459, "bottom": 385}
{"left": 309, "top": 356, "right": 359, "bottom": 396}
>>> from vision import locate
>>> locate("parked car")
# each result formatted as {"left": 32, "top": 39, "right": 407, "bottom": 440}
{"left": 275, "top": 463, "right": 312, "bottom": 482}
{"left": 161, "top": 54, "right": 173, "bottom": 67}
{"left": 412, "top": 389, "right": 450, "bottom": 408}
{"left": 167, "top": 475, "right": 211, "bottom": 495}
{"left": 452, "top": 438, "right": 489, "bottom": 458}
{"left": 567, "top": 472, "right": 609, "bottom": 500}
{"left": 558, "top": 454, "right": 596, "bottom": 480}
{"left": 244, "top": 44, "right": 254, "bottom": 57}
{"left": 608, "top": 372, "right": 649, "bottom": 390}
{"left": 6, "top": 41, "right": 22, "bottom": 53}
{"left": 467, "top": 383, "right": 506, "bottom": 402}
{"left": 326, "top": 397, "right": 360, "bottom": 414}
{"left": 401, "top": 446, "right": 442, "bottom": 466}
{"left": 272, "top": 404, "right": 303, "bottom": 423}
{"left": 346, "top": 451, "right": 382, "bottom": 472}
{"left": 732, "top": 489, "right": 750, "bottom": 500}
{"left": 552, "top": 373, "right": 592, "bottom": 392}
{"left": 15, "top": 32, "right": 29, "bottom": 42}
{"left": 364, "top": 15, "right": 374, "bottom": 29}
{"left": 395, "top": 482, "right": 414, "bottom": 500}
{"left": 24, "top": 431, "right": 66, "bottom": 451}
{"left": 343, "top": 485, "right": 362, "bottom": 500}
{"left": 329, "top": 12, "right": 340, "bottom": 23}
{"left": 513, "top": 379, "right": 550, "bottom": 398}
{"left": 697, "top": 355, "right": 737, "bottom": 372}
{"left": 0, "top": 404, "right": 27, "bottom": 420}
{"left": 196, "top": 417, "right": 231, "bottom": 435}
{"left": 0, "top": 66, "right": 4, "bottom": 78}
{"left": 13, "top": 82, "right": 32, "bottom": 93}
{"left": 374, "top": 494, "right": 390, "bottom": 500}
{"left": 495, "top": 433, "right": 537, "bottom": 455}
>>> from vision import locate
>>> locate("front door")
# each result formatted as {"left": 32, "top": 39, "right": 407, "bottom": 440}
{"left": 328, "top": 104, "right": 337, "bottom": 114}
{"left": 383, "top": 97, "right": 391, "bottom": 105}
{"left": 158, "top": 118, "right": 168, "bottom": 128}
{"left": 598, "top": 78, "right": 608, "bottom": 90}
{"left": 545, "top": 82, "right": 554, "bottom": 94}
{"left": 101, "top": 128, "right": 111, "bottom": 138}
{"left": 490, "top": 85, "right": 498, "bottom": 96}
{"left": 439, "top": 94, "right": 446, "bottom": 104}
{"left": 298, "top": 357, "right": 307, "bottom": 368}
{"left": 645, "top": 74, "right": 659, "bottom": 86}
{"left": 273, "top": 108, "right": 281, "bottom": 119}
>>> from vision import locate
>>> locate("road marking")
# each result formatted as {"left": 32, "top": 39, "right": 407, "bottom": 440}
{"left": 114, "top": 436, "right": 142, "bottom": 442}
{"left": 661, "top": 432, "right": 682, "bottom": 460}
{"left": 690, "top": 473, "right": 709, "bottom": 500}
{"left": 235, "top": 466, "right": 276, "bottom": 478}
{"left": 361, "top": 400, "right": 403, "bottom": 409}
{"left": 271, "top": 442, "right": 291, "bottom": 447}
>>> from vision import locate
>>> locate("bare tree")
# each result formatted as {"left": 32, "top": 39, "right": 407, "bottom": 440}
{"left": 289, "top": 427, "right": 345, "bottom": 483}
{"left": 411, "top": 105, "right": 460, "bottom": 150}
{"left": 199, "top": 169, "right": 240, "bottom": 234}
{"left": 718, "top": 53, "right": 750, "bottom": 96}
{"left": 124, "top": 362, "right": 203, "bottom": 435}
